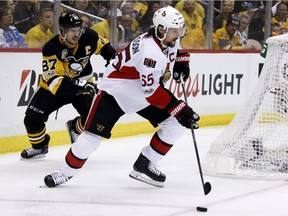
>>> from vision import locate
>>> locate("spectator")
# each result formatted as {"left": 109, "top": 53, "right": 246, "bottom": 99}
{"left": 120, "top": 0, "right": 136, "bottom": 18}
{"left": 214, "top": 0, "right": 234, "bottom": 31}
{"left": 181, "top": 18, "right": 219, "bottom": 50}
{"left": 215, "top": 15, "right": 253, "bottom": 50}
{"left": 91, "top": 8, "right": 122, "bottom": 44}
{"left": 118, "top": 13, "right": 137, "bottom": 48}
{"left": 0, "top": 6, "right": 27, "bottom": 48}
{"left": 39, "top": 0, "right": 54, "bottom": 10}
{"left": 0, "top": 0, "right": 16, "bottom": 14}
{"left": 175, "top": 0, "right": 205, "bottom": 19}
{"left": 232, "top": 0, "right": 248, "bottom": 14}
{"left": 79, "top": 13, "right": 91, "bottom": 29}
{"left": 271, "top": 1, "right": 288, "bottom": 16}
{"left": 138, "top": 1, "right": 160, "bottom": 32}
{"left": 72, "top": 0, "right": 97, "bottom": 14}
{"left": 165, "top": 0, "right": 174, "bottom": 7}
{"left": 271, "top": 2, "right": 288, "bottom": 29}
{"left": 180, "top": 0, "right": 203, "bottom": 33}
{"left": 247, "top": 2, "right": 265, "bottom": 45}
{"left": 14, "top": 0, "right": 38, "bottom": 34}
{"left": 71, "top": 0, "right": 98, "bottom": 25}
{"left": 25, "top": 8, "right": 54, "bottom": 48}
{"left": 133, "top": 1, "right": 148, "bottom": 20}
{"left": 271, "top": 22, "right": 282, "bottom": 36}
{"left": 91, "top": 1, "right": 110, "bottom": 19}
{"left": 238, "top": 1, "right": 265, "bottom": 17}
{"left": 120, "top": 0, "right": 141, "bottom": 34}
{"left": 235, "top": 13, "right": 250, "bottom": 46}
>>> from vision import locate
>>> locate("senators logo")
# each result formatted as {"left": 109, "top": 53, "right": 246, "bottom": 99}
{"left": 143, "top": 58, "right": 156, "bottom": 68}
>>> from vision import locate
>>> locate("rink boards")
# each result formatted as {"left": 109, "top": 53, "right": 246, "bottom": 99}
{"left": 0, "top": 49, "right": 263, "bottom": 153}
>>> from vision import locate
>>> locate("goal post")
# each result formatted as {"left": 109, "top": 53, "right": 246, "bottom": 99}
{"left": 203, "top": 34, "right": 288, "bottom": 179}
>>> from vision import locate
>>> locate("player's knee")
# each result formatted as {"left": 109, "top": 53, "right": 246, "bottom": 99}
{"left": 71, "top": 131, "right": 101, "bottom": 158}
{"left": 158, "top": 118, "right": 184, "bottom": 144}
{"left": 24, "top": 115, "right": 45, "bottom": 133}
{"left": 162, "top": 126, "right": 184, "bottom": 143}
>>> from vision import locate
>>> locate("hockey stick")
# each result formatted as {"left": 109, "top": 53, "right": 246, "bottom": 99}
{"left": 180, "top": 76, "right": 211, "bottom": 195}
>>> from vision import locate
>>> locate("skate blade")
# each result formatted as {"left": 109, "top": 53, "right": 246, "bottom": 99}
{"left": 129, "top": 170, "right": 164, "bottom": 188}
{"left": 20, "top": 154, "right": 47, "bottom": 160}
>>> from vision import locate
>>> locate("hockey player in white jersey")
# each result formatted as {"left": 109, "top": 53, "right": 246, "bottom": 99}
{"left": 44, "top": 6, "right": 200, "bottom": 188}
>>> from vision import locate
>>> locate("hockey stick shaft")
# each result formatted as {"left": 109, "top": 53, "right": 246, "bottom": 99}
{"left": 180, "top": 76, "right": 211, "bottom": 195}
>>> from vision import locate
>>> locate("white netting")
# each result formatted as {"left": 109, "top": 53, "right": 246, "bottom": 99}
{"left": 203, "top": 34, "right": 288, "bottom": 179}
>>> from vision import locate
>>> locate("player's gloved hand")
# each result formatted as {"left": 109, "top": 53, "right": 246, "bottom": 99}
{"left": 173, "top": 52, "right": 190, "bottom": 83}
{"left": 168, "top": 100, "right": 200, "bottom": 129}
{"left": 100, "top": 43, "right": 117, "bottom": 67}
{"left": 76, "top": 82, "right": 98, "bottom": 97}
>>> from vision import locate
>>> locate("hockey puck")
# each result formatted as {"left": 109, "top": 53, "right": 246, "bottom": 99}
{"left": 196, "top": 206, "right": 208, "bottom": 212}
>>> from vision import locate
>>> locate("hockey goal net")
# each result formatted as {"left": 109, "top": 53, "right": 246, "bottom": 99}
{"left": 203, "top": 34, "right": 288, "bottom": 179}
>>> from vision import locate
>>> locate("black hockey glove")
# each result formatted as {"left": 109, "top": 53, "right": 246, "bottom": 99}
{"left": 173, "top": 52, "right": 190, "bottom": 83}
{"left": 100, "top": 42, "right": 117, "bottom": 67}
{"left": 76, "top": 82, "right": 98, "bottom": 97}
{"left": 168, "top": 100, "right": 200, "bottom": 129}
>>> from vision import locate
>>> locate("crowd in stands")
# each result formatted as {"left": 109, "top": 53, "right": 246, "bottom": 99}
{"left": 0, "top": 0, "right": 288, "bottom": 50}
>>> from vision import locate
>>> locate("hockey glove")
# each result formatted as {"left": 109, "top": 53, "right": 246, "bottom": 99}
{"left": 76, "top": 82, "right": 98, "bottom": 97}
{"left": 168, "top": 100, "right": 200, "bottom": 129}
{"left": 100, "top": 42, "right": 117, "bottom": 67}
{"left": 173, "top": 52, "right": 190, "bottom": 83}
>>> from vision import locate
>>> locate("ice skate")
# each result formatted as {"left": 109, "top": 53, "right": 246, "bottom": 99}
{"left": 21, "top": 135, "right": 50, "bottom": 159}
{"left": 44, "top": 171, "right": 72, "bottom": 188}
{"left": 129, "top": 153, "right": 166, "bottom": 187}
{"left": 66, "top": 119, "right": 79, "bottom": 144}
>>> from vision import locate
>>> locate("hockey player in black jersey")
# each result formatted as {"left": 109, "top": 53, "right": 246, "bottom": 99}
{"left": 21, "top": 12, "right": 116, "bottom": 159}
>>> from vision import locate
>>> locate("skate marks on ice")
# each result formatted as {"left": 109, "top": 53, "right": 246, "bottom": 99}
{"left": 0, "top": 127, "right": 287, "bottom": 216}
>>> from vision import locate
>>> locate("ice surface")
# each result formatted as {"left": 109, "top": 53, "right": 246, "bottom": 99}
{"left": 0, "top": 127, "right": 287, "bottom": 216}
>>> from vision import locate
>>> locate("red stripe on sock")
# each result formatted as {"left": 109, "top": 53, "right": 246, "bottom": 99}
{"left": 65, "top": 148, "right": 87, "bottom": 169}
{"left": 84, "top": 91, "right": 105, "bottom": 130}
{"left": 150, "top": 133, "right": 172, "bottom": 155}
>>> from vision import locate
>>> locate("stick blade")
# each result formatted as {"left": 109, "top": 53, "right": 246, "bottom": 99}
{"left": 204, "top": 182, "right": 212, "bottom": 195}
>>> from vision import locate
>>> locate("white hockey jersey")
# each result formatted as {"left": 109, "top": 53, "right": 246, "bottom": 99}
{"left": 98, "top": 33, "right": 179, "bottom": 113}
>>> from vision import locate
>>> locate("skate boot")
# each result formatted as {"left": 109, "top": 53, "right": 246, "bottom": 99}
{"left": 21, "top": 134, "right": 50, "bottom": 159}
{"left": 44, "top": 171, "right": 72, "bottom": 188}
{"left": 66, "top": 119, "right": 80, "bottom": 144}
{"left": 129, "top": 153, "right": 166, "bottom": 187}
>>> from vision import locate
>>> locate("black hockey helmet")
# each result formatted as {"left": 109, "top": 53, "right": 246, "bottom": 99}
{"left": 59, "top": 12, "right": 82, "bottom": 28}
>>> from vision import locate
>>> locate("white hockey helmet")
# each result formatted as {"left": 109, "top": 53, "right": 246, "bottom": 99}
{"left": 152, "top": 6, "right": 185, "bottom": 41}
{"left": 153, "top": 6, "right": 185, "bottom": 31}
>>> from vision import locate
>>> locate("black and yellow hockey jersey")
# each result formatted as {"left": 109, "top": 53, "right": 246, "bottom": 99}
{"left": 39, "top": 28, "right": 115, "bottom": 98}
